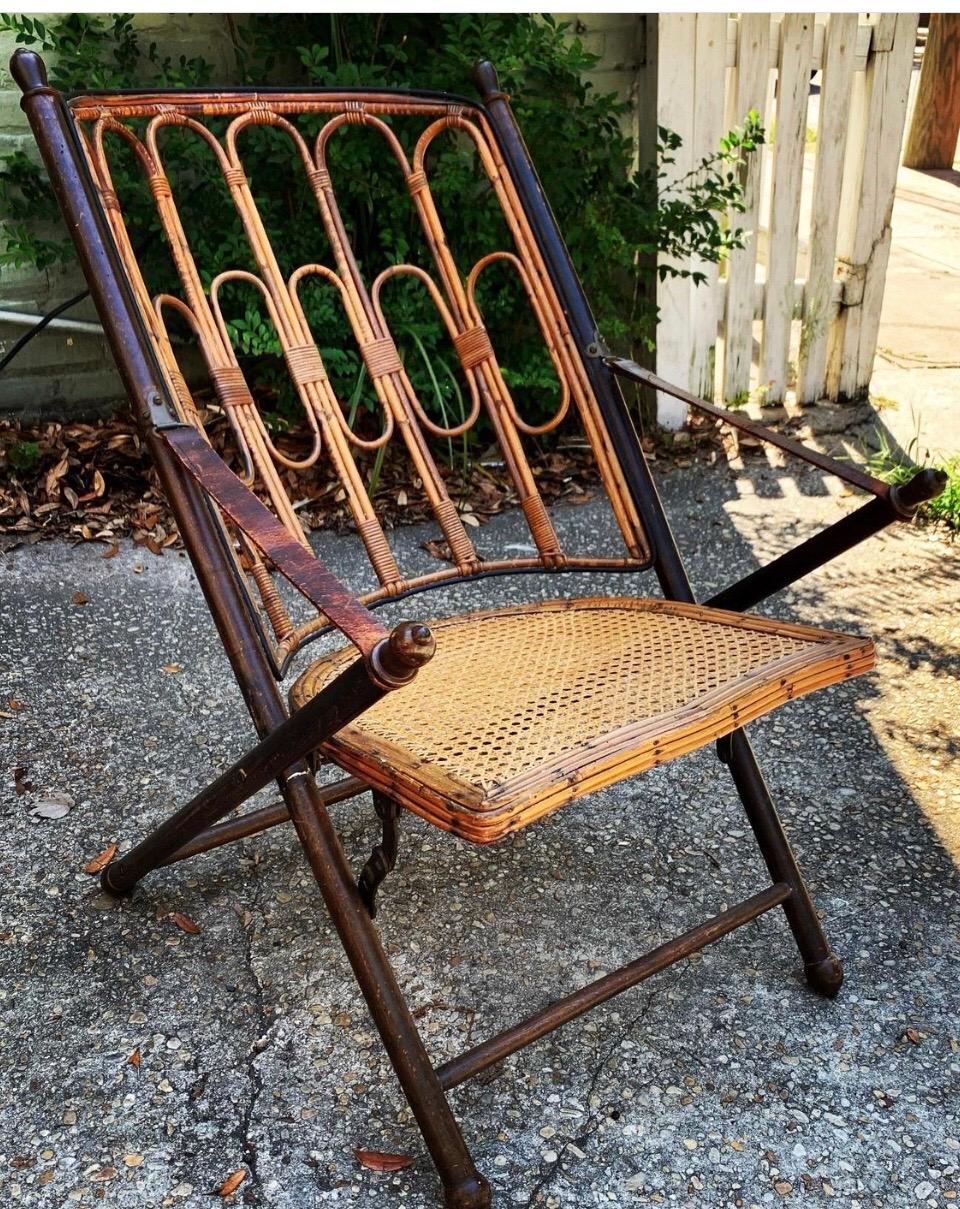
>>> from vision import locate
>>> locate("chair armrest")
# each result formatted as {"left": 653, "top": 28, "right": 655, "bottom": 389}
{"left": 161, "top": 424, "right": 411, "bottom": 672}
{"left": 606, "top": 356, "right": 891, "bottom": 497}
{"left": 604, "top": 356, "right": 947, "bottom": 611}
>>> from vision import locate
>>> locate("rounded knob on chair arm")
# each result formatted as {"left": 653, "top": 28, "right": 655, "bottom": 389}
{"left": 888, "top": 467, "right": 949, "bottom": 517}
{"left": 368, "top": 621, "right": 436, "bottom": 689}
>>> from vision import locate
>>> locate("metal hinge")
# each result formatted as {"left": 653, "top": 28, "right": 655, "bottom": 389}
{"left": 145, "top": 388, "right": 186, "bottom": 431}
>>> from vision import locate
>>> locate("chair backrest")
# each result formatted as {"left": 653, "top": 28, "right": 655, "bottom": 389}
{"left": 64, "top": 83, "right": 652, "bottom": 663}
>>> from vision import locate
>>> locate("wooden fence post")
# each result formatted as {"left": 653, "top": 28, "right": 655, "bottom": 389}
{"left": 903, "top": 15, "right": 960, "bottom": 170}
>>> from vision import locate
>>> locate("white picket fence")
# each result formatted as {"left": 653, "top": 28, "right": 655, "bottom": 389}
{"left": 654, "top": 13, "right": 919, "bottom": 427}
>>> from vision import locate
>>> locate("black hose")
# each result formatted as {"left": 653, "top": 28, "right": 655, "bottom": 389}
{"left": 0, "top": 178, "right": 213, "bottom": 378}
{"left": 0, "top": 286, "right": 92, "bottom": 375}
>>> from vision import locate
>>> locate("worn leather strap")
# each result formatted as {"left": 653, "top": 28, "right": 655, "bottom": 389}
{"left": 163, "top": 424, "right": 387, "bottom": 655}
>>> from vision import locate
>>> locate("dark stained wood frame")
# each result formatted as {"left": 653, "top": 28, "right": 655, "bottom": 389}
{"left": 12, "top": 49, "right": 946, "bottom": 1208}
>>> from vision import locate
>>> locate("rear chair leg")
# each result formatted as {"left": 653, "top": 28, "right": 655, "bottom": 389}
{"left": 282, "top": 773, "right": 490, "bottom": 1208}
{"left": 718, "top": 728, "right": 843, "bottom": 998}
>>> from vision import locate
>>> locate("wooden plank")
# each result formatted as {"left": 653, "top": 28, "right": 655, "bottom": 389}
{"left": 722, "top": 13, "right": 769, "bottom": 404}
{"left": 688, "top": 13, "right": 728, "bottom": 406}
{"left": 797, "top": 13, "right": 858, "bottom": 405}
{"left": 654, "top": 13, "right": 698, "bottom": 428}
{"left": 724, "top": 16, "right": 872, "bottom": 72}
{"left": 760, "top": 13, "right": 815, "bottom": 404}
{"left": 903, "top": 15, "right": 960, "bottom": 169}
{"left": 828, "top": 13, "right": 918, "bottom": 400}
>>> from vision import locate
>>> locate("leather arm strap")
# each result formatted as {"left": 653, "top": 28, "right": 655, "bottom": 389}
{"left": 162, "top": 424, "right": 387, "bottom": 656}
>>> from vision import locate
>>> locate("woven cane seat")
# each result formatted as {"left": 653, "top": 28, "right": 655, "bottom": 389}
{"left": 290, "top": 598, "right": 874, "bottom": 843}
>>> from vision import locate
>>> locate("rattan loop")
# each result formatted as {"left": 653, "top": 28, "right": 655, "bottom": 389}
{"left": 407, "top": 169, "right": 429, "bottom": 196}
{"left": 223, "top": 167, "right": 246, "bottom": 190}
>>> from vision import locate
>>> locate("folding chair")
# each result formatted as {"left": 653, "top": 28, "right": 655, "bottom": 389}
{"left": 13, "top": 49, "right": 945, "bottom": 1207}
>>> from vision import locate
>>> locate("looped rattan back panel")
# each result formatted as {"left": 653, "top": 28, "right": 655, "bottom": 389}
{"left": 70, "top": 89, "right": 650, "bottom": 657}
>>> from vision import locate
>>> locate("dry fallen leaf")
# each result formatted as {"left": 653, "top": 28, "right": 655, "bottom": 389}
{"left": 14, "top": 765, "right": 31, "bottom": 796}
{"left": 162, "top": 663, "right": 182, "bottom": 675}
{"left": 353, "top": 1149, "right": 414, "bottom": 1173}
{"left": 123, "top": 1153, "right": 143, "bottom": 1168}
{"left": 90, "top": 1166, "right": 118, "bottom": 1182}
{"left": 31, "top": 791, "right": 74, "bottom": 820}
{"left": 167, "top": 912, "right": 201, "bottom": 935}
{"left": 217, "top": 1169, "right": 247, "bottom": 1197}
{"left": 72, "top": 591, "right": 90, "bottom": 606}
{"left": 7, "top": 698, "right": 24, "bottom": 711}
{"left": 101, "top": 542, "right": 120, "bottom": 560}
{"left": 84, "top": 843, "right": 118, "bottom": 875}
{"left": 127, "top": 1048, "right": 141, "bottom": 1068}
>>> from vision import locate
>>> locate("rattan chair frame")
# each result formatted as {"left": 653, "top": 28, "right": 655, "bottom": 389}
{"left": 12, "top": 50, "right": 946, "bottom": 1208}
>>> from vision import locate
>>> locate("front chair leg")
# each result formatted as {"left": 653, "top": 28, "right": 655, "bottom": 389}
{"left": 718, "top": 728, "right": 843, "bottom": 998}
{"left": 358, "top": 791, "right": 400, "bottom": 918}
{"left": 283, "top": 772, "right": 490, "bottom": 1208}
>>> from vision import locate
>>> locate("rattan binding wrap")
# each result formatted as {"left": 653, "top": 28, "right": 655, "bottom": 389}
{"left": 290, "top": 597, "right": 875, "bottom": 842}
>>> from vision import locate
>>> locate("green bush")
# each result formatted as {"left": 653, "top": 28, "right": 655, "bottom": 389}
{"left": 0, "top": 13, "right": 762, "bottom": 438}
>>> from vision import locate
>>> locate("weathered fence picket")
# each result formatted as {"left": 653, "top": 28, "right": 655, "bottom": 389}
{"left": 651, "top": 12, "right": 919, "bottom": 426}
{"left": 797, "top": 12, "right": 858, "bottom": 406}
{"left": 722, "top": 14, "right": 770, "bottom": 407}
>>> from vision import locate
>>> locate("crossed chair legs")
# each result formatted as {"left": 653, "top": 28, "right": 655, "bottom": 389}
{"left": 100, "top": 700, "right": 841, "bottom": 1208}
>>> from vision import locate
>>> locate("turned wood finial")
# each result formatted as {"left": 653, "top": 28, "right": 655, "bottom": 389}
{"left": 387, "top": 621, "right": 436, "bottom": 668}
{"left": 10, "top": 49, "right": 48, "bottom": 95}
{"left": 369, "top": 621, "right": 436, "bottom": 688}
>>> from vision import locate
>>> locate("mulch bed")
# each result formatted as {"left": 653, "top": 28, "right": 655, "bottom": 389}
{"left": 0, "top": 403, "right": 725, "bottom": 557}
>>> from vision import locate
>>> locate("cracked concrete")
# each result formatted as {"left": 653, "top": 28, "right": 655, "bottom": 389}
{"left": 1, "top": 456, "right": 958, "bottom": 1208}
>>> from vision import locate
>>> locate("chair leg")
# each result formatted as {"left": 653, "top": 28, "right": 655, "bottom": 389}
{"left": 718, "top": 728, "right": 843, "bottom": 998}
{"left": 282, "top": 771, "right": 490, "bottom": 1208}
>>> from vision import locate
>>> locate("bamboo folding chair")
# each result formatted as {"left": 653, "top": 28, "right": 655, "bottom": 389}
{"left": 13, "top": 50, "right": 945, "bottom": 1207}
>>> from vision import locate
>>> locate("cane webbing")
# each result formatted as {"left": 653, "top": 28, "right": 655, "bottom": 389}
{"left": 290, "top": 598, "right": 875, "bottom": 841}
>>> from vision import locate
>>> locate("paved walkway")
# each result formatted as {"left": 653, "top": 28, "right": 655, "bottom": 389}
{"left": 1, "top": 459, "right": 957, "bottom": 1208}
{"left": 870, "top": 166, "right": 960, "bottom": 462}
